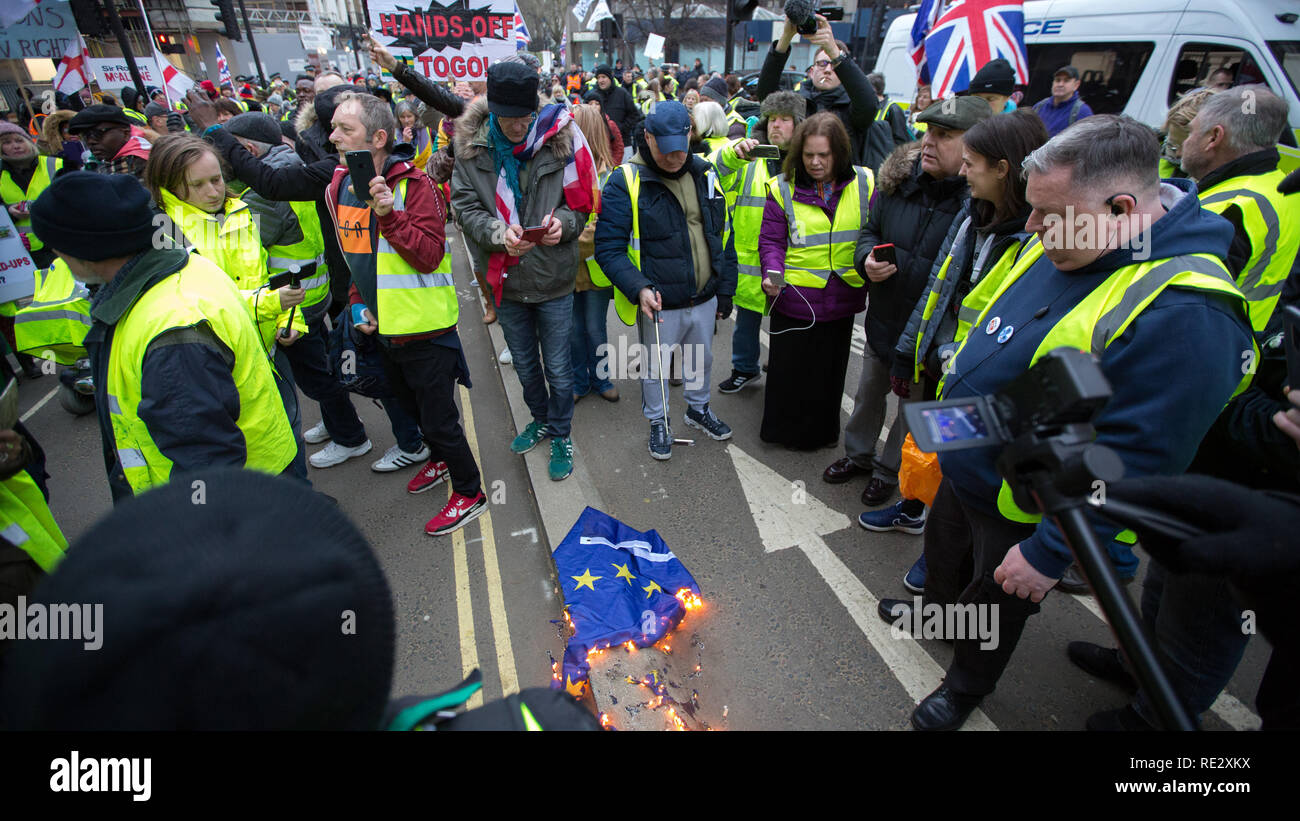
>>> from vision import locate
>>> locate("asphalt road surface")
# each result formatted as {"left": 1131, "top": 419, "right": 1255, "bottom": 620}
{"left": 15, "top": 227, "right": 1271, "bottom": 730}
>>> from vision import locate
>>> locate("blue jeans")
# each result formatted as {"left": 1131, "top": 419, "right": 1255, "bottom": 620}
{"left": 731, "top": 306, "right": 762, "bottom": 375}
{"left": 497, "top": 295, "right": 575, "bottom": 438}
{"left": 1132, "top": 559, "right": 1251, "bottom": 727}
{"left": 570, "top": 288, "right": 614, "bottom": 396}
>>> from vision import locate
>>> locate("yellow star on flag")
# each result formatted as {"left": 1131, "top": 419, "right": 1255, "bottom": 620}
{"left": 612, "top": 562, "right": 636, "bottom": 585}
{"left": 572, "top": 568, "right": 602, "bottom": 591}
{"left": 642, "top": 580, "right": 663, "bottom": 599}
{"left": 565, "top": 675, "right": 586, "bottom": 698}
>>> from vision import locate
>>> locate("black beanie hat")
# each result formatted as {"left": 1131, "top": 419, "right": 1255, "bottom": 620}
{"left": 594, "top": 64, "right": 614, "bottom": 81}
{"left": 0, "top": 469, "right": 396, "bottom": 730}
{"left": 487, "top": 61, "right": 540, "bottom": 117}
{"left": 700, "top": 76, "right": 730, "bottom": 104}
{"left": 30, "top": 172, "right": 156, "bottom": 261}
{"left": 969, "top": 58, "right": 1016, "bottom": 96}
{"left": 225, "top": 111, "right": 284, "bottom": 147}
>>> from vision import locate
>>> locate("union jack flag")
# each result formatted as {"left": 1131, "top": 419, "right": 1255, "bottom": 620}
{"left": 923, "top": 0, "right": 1028, "bottom": 100}
{"left": 215, "top": 43, "right": 232, "bottom": 89}
{"left": 514, "top": 8, "right": 531, "bottom": 51}
{"left": 909, "top": 0, "right": 946, "bottom": 84}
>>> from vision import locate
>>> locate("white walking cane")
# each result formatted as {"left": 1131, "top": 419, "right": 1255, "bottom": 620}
{"left": 652, "top": 295, "right": 693, "bottom": 446}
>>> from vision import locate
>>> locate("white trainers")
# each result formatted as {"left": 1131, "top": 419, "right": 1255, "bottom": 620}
{"left": 371, "top": 443, "right": 431, "bottom": 473}
{"left": 499, "top": 347, "right": 513, "bottom": 365}
{"left": 304, "top": 421, "right": 331, "bottom": 444}
{"left": 309, "top": 439, "right": 373, "bottom": 469}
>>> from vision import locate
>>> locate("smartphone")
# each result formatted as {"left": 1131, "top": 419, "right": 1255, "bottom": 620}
{"left": 1283, "top": 304, "right": 1300, "bottom": 393}
{"left": 819, "top": 6, "right": 845, "bottom": 22}
{"left": 903, "top": 396, "right": 1007, "bottom": 454}
{"left": 345, "top": 149, "right": 376, "bottom": 200}
{"left": 872, "top": 243, "right": 897, "bottom": 266}
{"left": 749, "top": 144, "right": 780, "bottom": 160}
{"left": 267, "top": 270, "right": 302, "bottom": 291}
{"left": 765, "top": 268, "right": 785, "bottom": 289}
{"left": 519, "top": 223, "right": 549, "bottom": 243}
{"left": 351, "top": 303, "right": 370, "bottom": 327}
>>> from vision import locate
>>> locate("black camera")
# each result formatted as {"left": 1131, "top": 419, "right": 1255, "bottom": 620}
{"left": 903, "top": 348, "right": 1112, "bottom": 454}
{"left": 784, "top": 0, "right": 845, "bottom": 36}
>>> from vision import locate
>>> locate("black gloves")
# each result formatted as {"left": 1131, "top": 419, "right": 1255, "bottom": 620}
{"left": 715, "top": 293, "right": 733, "bottom": 320}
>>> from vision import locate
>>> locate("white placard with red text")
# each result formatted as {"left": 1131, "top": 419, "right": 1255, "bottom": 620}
{"left": 0, "top": 210, "right": 36, "bottom": 305}
{"left": 368, "top": 0, "right": 518, "bottom": 82}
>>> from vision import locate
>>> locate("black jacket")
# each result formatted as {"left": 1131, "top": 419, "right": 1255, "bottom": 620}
{"left": 594, "top": 143, "right": 737, "bottom": 310}
{"left": 756, "top": 44, "right": 878, "bottom": 164}
{"left": 593, "top": 82, "right": 641, "bottom": 148}
{"left": 862, "top": 100, "right": 914, "bottom": 171}
{"left": 854, "top": 142, "right": 967, "bottom": 360}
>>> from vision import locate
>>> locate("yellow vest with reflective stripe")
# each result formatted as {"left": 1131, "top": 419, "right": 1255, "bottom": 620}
{"left": 161, "top": 190, "right": 305, "bottom": 348}
{"left": 1198, "top": 167, "right": 1300, "bottom": 339}
{"left": 912, "top": 222, "right": 1028, "bottom": 383}
{"left": 260, "top": 197, "right": 332, "bottom": 311}
{"left": 940, "top": 244, "right": 1252, "bottom": 525}
{"left": 373, "top": 178, "right": 458, "bottom": 336}
{"left": 105, "top": 255, "right": 297, "bottom": 495}
{"left": 710, "top": 147, "right": 774, "bottom": 315}
{"left": 767, "top": 167, "right": 873, "bottom": 289}
{"left": 585, "top": 169, "right": 613, "bottom": 288}
{"left": 14, "top": 258, "right": 91, "bottom": 366}
{"left": 123, "top": 107, "right": 147, "bottom": 124}
{"left": 0, "top": 469, "right": 67, "bottom": 573}
{"left": 0, "top": 156, "right": 62, "bottom": 252}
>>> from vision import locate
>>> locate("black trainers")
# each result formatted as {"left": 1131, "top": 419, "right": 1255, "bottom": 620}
{"left": 718, "top": 370, "right": 761, "bottom": 394}
{"left": 1067, "top": 641, "right": 1137, "bottom": 692}
{"left": 649, "top": 420, "right": 672, "bottom": 460}
{"left": 685, "top": 404, "right": 732, "bottom": 440}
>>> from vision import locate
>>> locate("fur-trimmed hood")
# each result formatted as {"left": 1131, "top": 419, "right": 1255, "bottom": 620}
{"left": 453, "top": 97, "right": 574, "bottom": 162}
{"left": 877, "top": 141, "right": 922, "bottom": 196}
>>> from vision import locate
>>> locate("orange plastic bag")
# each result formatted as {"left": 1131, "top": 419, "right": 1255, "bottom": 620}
{"left": 898, "top": 432, "right": 942, "bottom": 507}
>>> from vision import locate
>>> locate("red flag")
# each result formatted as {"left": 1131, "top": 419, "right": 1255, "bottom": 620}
{"left": 52, "top": 35, "right": 90, "bottom": 95}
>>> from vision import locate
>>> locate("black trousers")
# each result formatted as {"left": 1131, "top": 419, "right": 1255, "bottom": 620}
{"left": 379, "top": 338, "right": 481, "bottom": 498}
{"left": 941, "top": 493, "right": 1039, "bottom": 698}
{"left": 921, "top": 478, "right": 975, "bottom": 609}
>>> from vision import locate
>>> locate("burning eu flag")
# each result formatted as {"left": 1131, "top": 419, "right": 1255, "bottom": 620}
{"left": 553, "top": 508, "right": 701, "bottom": 697}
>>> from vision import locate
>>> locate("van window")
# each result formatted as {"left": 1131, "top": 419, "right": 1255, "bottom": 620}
{"left": 1168, "top": 42, "right": 1269, "bottom": 103}
{"left": 1024, "top": 42, "right": 1155, "bottom": 115}
{"left": 1269, "top": 41, "right": 1300, "bottom": 97}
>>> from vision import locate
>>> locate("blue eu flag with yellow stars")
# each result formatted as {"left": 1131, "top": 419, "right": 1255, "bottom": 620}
{"left": 553, "top": 507, "right": 701, "bottom": 697}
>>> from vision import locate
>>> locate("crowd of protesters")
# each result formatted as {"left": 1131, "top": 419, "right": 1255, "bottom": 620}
{"left": 1, "top": 12, "right": 1299, "bottom": 733}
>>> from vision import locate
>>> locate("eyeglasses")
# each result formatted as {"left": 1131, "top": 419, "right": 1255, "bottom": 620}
{"left": 813, "top": 60, "right": 832, "bottom": 69}
{"left": 1160, "top": 137, "right": 1181, "bottom": 160}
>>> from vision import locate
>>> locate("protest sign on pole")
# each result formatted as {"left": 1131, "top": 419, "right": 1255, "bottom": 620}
{"left": 644, "top": 33, "right": 665, "bottom": 62}
{"left": 367, "top": 0, "right": 517, "bottom": 82}
{"left": 89, "top": 56, "right": 164, "bottom": 91}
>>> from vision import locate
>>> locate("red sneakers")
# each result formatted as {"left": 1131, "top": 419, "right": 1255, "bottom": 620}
{"left": 406, "top": 460, "right": 449, "bottom": 494}
{"left": 426, "top": 491, "right": 488, "bottom": 536}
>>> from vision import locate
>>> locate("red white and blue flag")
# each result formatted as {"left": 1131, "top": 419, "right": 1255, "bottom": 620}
{"left": 215, "top": 43, "right": 232, "bottom": 88}
{"left": 909, "top": 0, "right": 946, "bottom": 84}
{"left": 513, "top": 8, "right": 531, "bottom": 51}
{"left": 922, "top": 0, "right": 1028, "bottom": 100}
{"left": 486, "top": 104, "right": 598, "bottom": 305}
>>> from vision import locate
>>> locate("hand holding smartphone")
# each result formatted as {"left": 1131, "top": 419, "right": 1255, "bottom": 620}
{"left": 345, "top": 150, "right": 376, "bottom": 200}
{"left": 872, "top": 243, "right": 897, "bottom": 266}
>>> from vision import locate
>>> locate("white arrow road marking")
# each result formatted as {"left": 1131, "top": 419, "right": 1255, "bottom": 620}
{"left": 727, "top": 444, "right": 996, "bottom": 730}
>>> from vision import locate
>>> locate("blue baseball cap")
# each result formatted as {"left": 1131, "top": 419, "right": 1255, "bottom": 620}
{"left": 646, "top": 101, "right": 691, "bottom": 154}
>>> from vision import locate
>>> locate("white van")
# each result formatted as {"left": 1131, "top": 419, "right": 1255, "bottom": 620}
{"left": 874, "top": 0, "right": 1300, "bottom": 165}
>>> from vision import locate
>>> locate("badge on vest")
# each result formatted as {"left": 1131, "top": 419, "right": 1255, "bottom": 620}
{"left": 986, "top": 316, "right": 1001, "bottom": 335}
{"left": 997, "top": 325, "right": 1014, "bottom": 344}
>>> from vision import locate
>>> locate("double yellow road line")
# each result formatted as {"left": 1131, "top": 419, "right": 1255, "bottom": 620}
{"left": 448, "top": 383, "right": 519, "bottom": 708}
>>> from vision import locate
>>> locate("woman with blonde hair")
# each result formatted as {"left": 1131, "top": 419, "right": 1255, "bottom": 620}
{"left": 691, "top": 100, "right": 731, "bottom": 156}
{"left": 1160, "top": 87, "right": 1216, "bottom": 178}
{"left": 143, "top": 134, "right": 309, "bottom": 477}
{"left": 568, "top": 103, "right": 619, "bottom": 403}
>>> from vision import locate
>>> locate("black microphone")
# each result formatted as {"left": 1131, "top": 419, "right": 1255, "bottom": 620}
{"left": 784, "top": 0, "right": 818, "bottom": 34}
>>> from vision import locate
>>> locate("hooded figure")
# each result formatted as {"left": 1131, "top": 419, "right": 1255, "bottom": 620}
{"left": 294, "top": 83, "right": 352, "bottom": 164}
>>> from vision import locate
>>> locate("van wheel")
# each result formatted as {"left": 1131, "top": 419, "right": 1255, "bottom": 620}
{"left": 59, "top": 385, "right": 95, "bottom": 416}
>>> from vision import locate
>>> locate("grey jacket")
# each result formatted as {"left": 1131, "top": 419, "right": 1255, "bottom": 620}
{"left": 450, "top": 98, "right": 587, "bottom": 303}
{"left": 891, "top": 205, "right": 1033, "bottom": 383}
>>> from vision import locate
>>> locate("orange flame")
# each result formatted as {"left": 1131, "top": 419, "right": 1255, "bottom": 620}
{"left": 675, "top": 589, "right": 703, "bottom": 611}
{"left": 666, "top": 706, "right": 687, "bottom": 731}
{"left": 598, "top": 712, "right": 612, "bottom": 728}
{"left": 624, "top": 641, "right": 637, "bottom": 653}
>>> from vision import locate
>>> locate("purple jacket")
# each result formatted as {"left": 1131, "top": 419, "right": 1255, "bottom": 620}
{"left": 759, "top": 176, "right": 868, "bottom": 322}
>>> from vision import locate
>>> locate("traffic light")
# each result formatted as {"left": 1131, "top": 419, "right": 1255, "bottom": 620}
{"left": 210, "top": 0, "right": 242, "bottom": 41}
{"left": 733, "top": 0, "right": 761, "bottom": 21}
{"left": 68, "top": 0, "right": 105, "bottom": 36}
{"left": 747, "top": 37, "right": 757, "bottom": 52}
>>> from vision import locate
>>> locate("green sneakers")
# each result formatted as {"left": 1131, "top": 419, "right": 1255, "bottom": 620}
{"left": 510, "top": 421, "right": 548, "bottom": 454}
{"left": 549, "top": 437, "right": 574, "bottom": 481}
